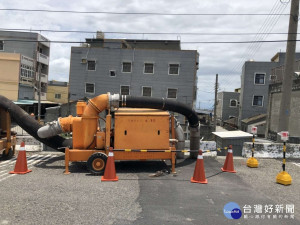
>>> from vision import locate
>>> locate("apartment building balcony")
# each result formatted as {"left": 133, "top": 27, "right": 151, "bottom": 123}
{"left": 19, "top": 76, "right": 34, "bottom": 86}
{"left": 39, "top": 73, "right": 48, "bottom": 83}
{"left": 37, "top": 52, "right": 49, "bottom": 65}
{"left": 35, "top": 72, "right": 48, "bottom": 83}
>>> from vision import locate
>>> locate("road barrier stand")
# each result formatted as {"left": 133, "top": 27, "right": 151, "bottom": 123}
{"left": 247, "top": 128, "right": 259, "bottom": 168}
{"left": 221, "top": 145, "right": 236, "bottom": 173}
{"left": 276, "top": 132, "right": 292, "bottom": 186}
{"left": 9, "top": 141, "right": 32, "bottom": 174}
{"left": 191, "top": 150, "right": 207, "bottom": 184}
{"left": 101, "top": 148, "right": 118, "bottom": 182}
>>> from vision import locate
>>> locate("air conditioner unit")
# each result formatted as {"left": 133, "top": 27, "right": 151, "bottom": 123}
{"left": 81, "top": 58, "right": 87, "bottom": 64}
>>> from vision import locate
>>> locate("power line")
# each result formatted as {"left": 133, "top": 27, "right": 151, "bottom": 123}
{"left": 0, "top": 28, "right": 298, "bottom": 36}
{"left": 198, "top": 90, "right": 214, "bottom": 94}
{"left": 219, "top": 0, "right": 289, "bottom": 90}
{"left": 0, "top": 8, "right": 291, "bottom": 16}
{"left": 1, "top": 39, "right": 300, "bottom": 44}
{"left": 220, "top": 0, "right": 283, "bottom": 88}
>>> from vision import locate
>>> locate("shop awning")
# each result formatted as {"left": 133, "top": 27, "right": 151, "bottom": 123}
{"left": 13, "top": 100, "right": 58, "bottom": 105}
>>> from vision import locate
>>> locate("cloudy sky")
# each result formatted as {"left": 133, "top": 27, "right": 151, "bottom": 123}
{"left": 0, "top": 0, "right": 298, "bottom": 109}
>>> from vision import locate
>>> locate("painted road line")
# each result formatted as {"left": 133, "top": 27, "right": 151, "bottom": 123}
{"left": 0, "top": 154, "right": 42, "bottom": 169}
{"left": 25, "top": 155, "right": 53, "bottom": 166}
{"left": 293, "top": 163, "right": 300, "bottom": 167}
{"left": 0, "top": 174, "right": 16, "bottom": 182}
{"left": 0, "top": 155, "right": 51, "bottom": 176}
{"left": 0, "top": 157, "right": 16, "bottom": 165}
{"left": 0, "top": 170, "right": 8, "bottom": 175}
{"left": 0, "top": 154, "right": 38, "bottom": 168}
{"left": 0, "top": 155, "right": 56, "bottom": 183}
{"left": 0, "top": 155, "right": 52, "bottom": 171}
{"left": 0, "top": 154, "right": 38, "bottom": 165}
{"left": 0, "top": 172, "right": 10, "bottom": 178}
{"left": 27, "top": 155, "right": 54, "bottom": 166}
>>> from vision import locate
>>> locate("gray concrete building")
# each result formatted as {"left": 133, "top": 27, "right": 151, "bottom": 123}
{"left": 0, "top": 31, "right": 50, "bottom": 101}
{"left": 69, "top": 34, "right": 199, "bottom": 123}
{"left": 216, "top": 91, "right": 240, "bottom": 125}
{"left": 266, "top": 59, "right": 300, "bottom": 143}
{"left": 239, "top": 52, "right": 300, "bottom": 126}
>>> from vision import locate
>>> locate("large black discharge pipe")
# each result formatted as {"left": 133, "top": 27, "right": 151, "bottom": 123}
{"left": 0, "top": 95, "right": 71, "bottom": 152}
{"left": 119, "top": 95, "right": 200, "bottom": 158}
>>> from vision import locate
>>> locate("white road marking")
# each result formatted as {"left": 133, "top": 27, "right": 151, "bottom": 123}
{"left": 293, "top": 162, "right": 300, "bottom": 167}
{"left": 0, "top": 154, "right": 56, "bottom": 183}
{"left": 0, "top": 172, "right": 10, "bottom": 178}
{"left": 0, "top": 174, "right": 16, "bottom": 182}
{"left": 0, "top": 170, "right": 9, "bottom": 175}
{"left": 0, "top": 154, "right": 38, "bottom": 168}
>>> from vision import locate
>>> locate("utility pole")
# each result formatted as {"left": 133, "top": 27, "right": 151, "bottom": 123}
{"left": 37, "top": 62, "right": 41, "bottom": 122}
{"left": 67, "top": 87, "right": 71, "bottom": 116}
{"left": 214, "top": 74, "right": 218, "bottom": 131}
{"left": 278, "top": 0, "right": 299, "bottom": 132}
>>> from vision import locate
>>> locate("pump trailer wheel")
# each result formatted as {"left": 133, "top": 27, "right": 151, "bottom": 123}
{"left": 87, "top": 152, "right": 108, "bottom": 175}
{"left": 1, "top": 147, "right": 14, "bottom": 160}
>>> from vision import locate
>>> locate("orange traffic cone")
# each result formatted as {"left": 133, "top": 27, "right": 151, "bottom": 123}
{"left": 9, "top": 142, "right": 32, "bottom": 174}
{"left": 191, "top": 150, "right": 207, "bottom": 184}
{"left": 101, "top": 148, "right": 118, "bottom": 181}
{"left": 221, "top": 145, "right": 236, "bottom": 173}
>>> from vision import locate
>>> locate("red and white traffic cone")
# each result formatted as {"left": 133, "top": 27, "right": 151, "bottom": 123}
{"left": 9, "top": 142, "right": 32, "bottom": 174}
{"left": 101, "top": 148, "right": 118, "bottom": 182}
{"left": 191, "top": 150, "right": 208, "bottom": 184}
{"left": 221, "top": 145, "right": 236, "bottom": 173}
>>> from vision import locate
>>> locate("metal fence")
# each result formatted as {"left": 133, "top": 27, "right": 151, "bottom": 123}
{"left": 11, "top": 124, "right": 28, "bottom": 136}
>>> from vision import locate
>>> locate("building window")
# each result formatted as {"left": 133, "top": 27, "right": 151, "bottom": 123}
{"left": 122, "top": 62, "right": 132, "bottom": 73}
{"left": 253, "top": 96, "right": 263, "bottom": 106}
{"left": 38, "top": 47, "right": 43, "bottom": 54}
{"left": 142, "top": 87, "right": 152, "bottom": 97}
{"left": 144, "top": 63, "right": 154, "bottom": 74}
{"left": 230, "top": 99, "right": 237, "bottom": 107}
{"left": 169, "top": 64, "right": 179, "bottom": 75}
{"left": 0, "top": 41, "right": 3, "bottom": 51}
{"left": 254, "top": 73, "right": 265, "bottom": 85}
{"left": 120, "top": 85, "right": 130, "bottom": 95}
{"left": 167, "top": 88, "right": 177, "bottom": 99}
{"left": 20, "top": 64, "right": 34, "bottom": 79}
{"left": 85, "top": 83, "right": 95, "bottom": 94}
{"left": 55, "top": 94, "right": 61, "bottom": 99}
{"left": 109, "top": 70, "right": 116, "bottom": 77}
{"left": 87, "top": 60, "right": 96, "bottom": 71}
{"left": 41, "top": 82, "right": 47, "bottom": 93}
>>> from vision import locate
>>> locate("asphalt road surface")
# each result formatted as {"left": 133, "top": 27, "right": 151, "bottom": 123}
{"left": 0, "top": 152, "right": 299, "bottom": 225}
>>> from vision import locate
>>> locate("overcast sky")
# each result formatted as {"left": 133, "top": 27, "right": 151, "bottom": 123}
{"left": 0, "top": 0, "right": 298, "bottom": 109}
